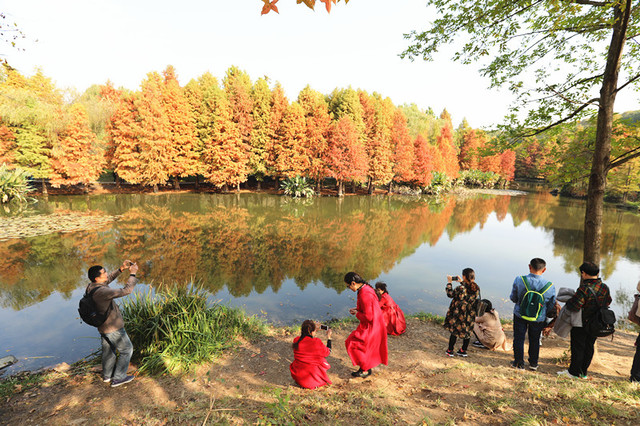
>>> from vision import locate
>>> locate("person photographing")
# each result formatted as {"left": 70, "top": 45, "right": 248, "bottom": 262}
{"left": 86, "top": 260, "right": 138, "bottom": 387}
{"left": 289, "top": 320, "right": 332, "bottom": 389}
{"left": 444, "top": 268, "right": 480, "bottom": 357}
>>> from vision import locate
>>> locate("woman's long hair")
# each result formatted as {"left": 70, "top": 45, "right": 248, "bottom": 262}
{"left": 344, "top": 272, "right": 367, "bottom": 286}
{"left": 292, "top": 319, "right": 316, "bottom": 350}
{"left": 375, "top": 282, "right": 388, "bottom": 295}
{"left": 462, "top": 268, "right": 479, "bottom": 293}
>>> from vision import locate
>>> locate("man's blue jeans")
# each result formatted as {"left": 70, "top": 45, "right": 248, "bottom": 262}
{"left": 101, "top": 328, "right": 133, "bottom": 381}
{"left": 513, "top": 315, "right": 544, "bottom": 367}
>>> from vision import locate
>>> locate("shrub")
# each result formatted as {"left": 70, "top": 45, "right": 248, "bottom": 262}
{"left": 0, "top": 165, "right": 32, "bottom": 204}
{"left": 280, "top": 176, "right": 314, "bottom": 198}
{"left": 424, "top": 171, "right": 452, "bottom": 195}
{"left": 457, "top": 169, "right": 502, "bottom": 188}
{"left": 121, "top": 284, "right": 267, "bottom": 375}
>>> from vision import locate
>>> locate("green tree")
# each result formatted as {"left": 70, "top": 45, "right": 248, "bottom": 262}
{"left": 403, "top": 0, "right": 640, "bottom": 264}
{"left": 249, "top": 77, "right": 273, "bottom": 186}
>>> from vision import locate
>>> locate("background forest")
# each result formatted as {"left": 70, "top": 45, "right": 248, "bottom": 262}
{"left": 0, "top": 63, "right": 638, "bottom": 201}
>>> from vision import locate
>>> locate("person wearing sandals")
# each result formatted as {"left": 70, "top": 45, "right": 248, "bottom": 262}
{"left": 290, "top": 320, "right": 333, "bottom": 389}
{"left": 345, "top": 272, "right": 388, "bottom": 378}
{"left": 444, "top": 268, "right": 480, "bottom": 357}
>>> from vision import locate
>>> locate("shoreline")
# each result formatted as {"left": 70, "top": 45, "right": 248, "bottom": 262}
{"left": 3, "top": 317, "right": 639, "bottom": 425}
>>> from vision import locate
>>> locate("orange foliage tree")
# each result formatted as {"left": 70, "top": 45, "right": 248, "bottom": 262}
{"left": 326, "top": 115, "right": 367, "bottom": 196}
{"left": 271, "top": 102, "right": 310, "bottom": 179}
{"left": 436, "top": 115, "right": 459, "bottom": 179}
{"left": 298, "top": 86, "right": 331, "bottom": 189}
{"left": 50, "top": 104, "right": 104, "bottom": 187}
{"left": 249, "top": 77, "right": 273, "bottom": 185}
{"left": 392, "top": 109, "right": 415, "bottom": 185}
{"left": 458, "top": 129, "right": 486, "bottom": 170}
{"left": 0, "top": 125, "right": 16, "bottom": 164}
{"left": 161, "top": 66, "right": 199, "bottom": 189}
{"left": 413, "top": 134, "right": 434, "bottom": 187}
{"left": 360, "top": 92, "right": 395, "bottom": 192}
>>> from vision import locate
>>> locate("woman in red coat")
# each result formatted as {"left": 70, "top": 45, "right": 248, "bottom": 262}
{"left": 345, "top": 272, "right": 388, "bottom": 378}
{"left": 290, "top": 320, "right": 332, "bottom": 389}
{"left": 375, "top": 282, "right": 407, "bottom": 336}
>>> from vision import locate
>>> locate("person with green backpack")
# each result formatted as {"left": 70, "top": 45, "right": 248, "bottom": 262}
{"left": 509, "top": 258, "right": 556, "bottom": 371}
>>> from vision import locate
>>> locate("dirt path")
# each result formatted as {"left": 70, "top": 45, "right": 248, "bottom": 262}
{"left": 3, "top": 319, "right": 640, "bottom": 425}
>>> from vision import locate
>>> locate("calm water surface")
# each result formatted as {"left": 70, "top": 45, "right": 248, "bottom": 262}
{"left": 1, "top": 191, "right": 639, "bottom": 375}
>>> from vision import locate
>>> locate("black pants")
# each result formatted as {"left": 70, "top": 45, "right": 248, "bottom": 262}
{"left": 631, "top": 333, "right": 640, "bottom": 382}
{"left": 448, "top": 334, "right": 470, "bottom": 352}
{"left": 569, "top": 326, "right": 597, "bottom": 377}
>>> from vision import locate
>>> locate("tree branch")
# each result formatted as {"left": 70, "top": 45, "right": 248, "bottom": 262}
{"left": 614, "top": 72, "right": 640, "bottom": 94}
{"left": 608, "top": 145, "right": 640, "bottom": 170}
{"left": 573, "top": 0, "right": 610, "bottom": 6}
{"left": 520, "top": 97, "right": 600, "bottom": 138}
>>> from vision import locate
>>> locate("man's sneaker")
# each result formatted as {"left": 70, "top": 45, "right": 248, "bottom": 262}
{"left": 556, "top": 370, "right": 579, "bottom": 379}
{"left": 510, "top": 361, "right": 525, "bottom": 370}
{"left": 445, "top": 349, "right": 454, "bottom": 357}
{"left": 102, "top": 377, "right": 111, "bottom": 383}
{"left": 110, "top": 375, "right": 135, "bottom": 387}
{"left": 580, "top": 374, "right": 588, "bottom": 379}
{"left": 529, "top": 364, "right": 538, "bottom": 371}
{"left": 472, "top": 340, "right": 486, "bottom": 348}
{"left": 456, "top": 349, "right": 468, "bottom": 357}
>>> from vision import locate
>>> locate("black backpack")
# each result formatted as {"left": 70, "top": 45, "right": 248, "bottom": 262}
{"left": 78, "top": 287, "right": 113, "bottom": 327}
{"left": 585, "top": 286, "right": 616, "bottom": 337}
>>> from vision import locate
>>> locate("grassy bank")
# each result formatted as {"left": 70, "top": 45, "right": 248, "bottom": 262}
{"left": 3, "top": 312, "right": 639, "bottom": 424}
{"left": 121, "top": 284, "right": 268, "bottom": 374}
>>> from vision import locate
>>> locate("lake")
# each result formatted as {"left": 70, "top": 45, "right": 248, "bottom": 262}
{"left": 1, "top": 191, "right": 639, "bottom": 375}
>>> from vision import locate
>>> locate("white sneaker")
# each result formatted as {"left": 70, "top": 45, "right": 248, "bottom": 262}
{"left": 557, "top": 370, "right": 579, "bottom": 379}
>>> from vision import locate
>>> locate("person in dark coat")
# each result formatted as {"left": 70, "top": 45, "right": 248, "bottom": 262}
{"left": 444, "top": 268, "right": 480, "bottom": 357}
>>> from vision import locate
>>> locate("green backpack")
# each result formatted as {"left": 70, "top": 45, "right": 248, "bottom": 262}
{"left": 519, "top": 276, "right": 553, "bottom": 322}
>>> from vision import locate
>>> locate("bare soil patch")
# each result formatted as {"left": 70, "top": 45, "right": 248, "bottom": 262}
{"left": 3, "top": 319, "right": 640, "bottom": 425}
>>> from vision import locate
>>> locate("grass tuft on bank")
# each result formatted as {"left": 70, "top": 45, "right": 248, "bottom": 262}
{"left": 121, "top": 284, "right": 267, "bottom": 375}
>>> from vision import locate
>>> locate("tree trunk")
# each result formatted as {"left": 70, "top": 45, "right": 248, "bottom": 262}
{"left": 583, "top": 2, "right": 630, "bottom": 265}
{"left": 195, "top": 175, "right": 199, "bottom": 190}
{"left": 153, "top": 184, "right": 159, "bottom": 193}
{"left": 367, "top": 178, "right": 374, "bottom": 195}
{"left": 173, "top": 176, "right": 180, "bottom": 190}
{"left": 338, "top": 180, "right": 344, "bottom": 197}
{"left": 257, "top": 180, "right": 262, "bottom": 191}
{"left": 222, "top": 183, "right": 229, "bottom": 193}
{"left": 115, "top": 173, "right": 121, "bottom": 188}
{"left": 236, "top": 182, "right": 240, "bottom": 193}
{"left": 41, "top": 178, "right": 47, "bottom": 195}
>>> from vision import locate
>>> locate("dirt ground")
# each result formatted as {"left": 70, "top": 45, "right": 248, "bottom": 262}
{"left": 2, "top": 318, "right": 640, "bottom": 425}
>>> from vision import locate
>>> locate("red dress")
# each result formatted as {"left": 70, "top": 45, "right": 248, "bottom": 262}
{"left": 345, "top": 284, "right": 388, "bottom": 371}
{"left": 289, "top": 336, "right": 331, "bottom": 389}
{"left": 379, "top": 293, "right": 406, "bottom": 336}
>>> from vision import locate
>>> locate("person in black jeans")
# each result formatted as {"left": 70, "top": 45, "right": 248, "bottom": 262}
{"left": 628, "top": 281, "right": 640, "bottom": 383}
{"left": 558, "top": 261, "right": 612, "bottom": 379}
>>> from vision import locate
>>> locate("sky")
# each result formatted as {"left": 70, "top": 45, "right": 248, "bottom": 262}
{"left": 2, "top": 0, "right": 639, "bottom": 128}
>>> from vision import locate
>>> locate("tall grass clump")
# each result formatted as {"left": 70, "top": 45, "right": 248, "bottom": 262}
{"left": 121, "top": 284, "right": 267, "bottom": 375}
{"left": 0, "top": 165, "right": 32, "bottom": 204}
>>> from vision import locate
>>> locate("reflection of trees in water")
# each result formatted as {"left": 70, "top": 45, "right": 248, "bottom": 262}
{"left": 0, "top": 231, "right": 113, "bottom": 309}
{"left": 2, "top": 193, "right": 640, "bottom": 309}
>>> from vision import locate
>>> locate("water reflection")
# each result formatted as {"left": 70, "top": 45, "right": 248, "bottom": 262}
{"left": 1, "top": 192, "right": 639, "bottom": 373}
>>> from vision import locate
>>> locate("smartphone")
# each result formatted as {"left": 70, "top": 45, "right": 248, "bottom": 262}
{"left": 320, "top": 324, "right": 328, "bottom": 330}
{"left": 451, "top": 276, "right": 459, "bottom": 281}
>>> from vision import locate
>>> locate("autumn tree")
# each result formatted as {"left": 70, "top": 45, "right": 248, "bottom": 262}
{"left": 0, "top": 125, "right": 15, "bottom": 164}
{"left": 99, "top": 82, "right": 123, "bottom": 174}
{"left": 186, "top": 73, "right": 250, "bottom": 191}
{"left": 223, "top": 66, "right": 254, "bottom": 165}
{"left": 458, "top": 129, "right": 486, "bottom": 171}
{"left": 271, "top": 102, "right": 310, "bottom": 179}
{"left": 436, "top": 111, "right": 459, "bottom": 179}
{"left": 298, "top": 85, "right": 331, "bottom": 190}
{"left": 326, "top": 115, "right": 367, "bottom": 196}
{"left": 391, "top": 108, "right": 414, "bottom": 185}
{"left": 249, "top": 77, "right": 273, "bottom": 186}
{"left": 49, "top": 104, "right": 104, "bottom": 188}
{"left": 403, "top": 0, "right": 640, "bottom": 264}
{"left": 360, "top": 91, "right": 395, "bottom": 193}
{"left": 161, "top": 66, "right": 199, "bottom": 189}
{"left": 413, "top": 134, "right": 434, "bottom": 187}
{"left": 266, "top": 83, "right": 289, "bottom": 182}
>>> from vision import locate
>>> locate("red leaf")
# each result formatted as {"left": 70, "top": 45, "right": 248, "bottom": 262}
{"left": 261, "top": 0, "right": 279, "bottom": 15}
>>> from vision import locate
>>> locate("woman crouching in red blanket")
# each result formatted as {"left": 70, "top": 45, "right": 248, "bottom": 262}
{"left": 290, "top": 320, "right": 332, "bottom": 389}
{"left": 375, "top": 282, "right": 407, "bottom": 336}
{"left": 345, "top": 272, "right": 388, "bottom": 378}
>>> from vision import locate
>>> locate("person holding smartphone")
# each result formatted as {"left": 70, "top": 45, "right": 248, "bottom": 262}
{"left": 444, "top": 268, "right": 480, "bottom": 357}
{"left": 289, "top": 320, "right": 332, "bottom": 389}
{"left": 86, "top": 259, "right": 139, "bottom": 387}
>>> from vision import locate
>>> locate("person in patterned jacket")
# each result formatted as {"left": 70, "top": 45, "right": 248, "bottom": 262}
{"left": 444, "top": 268, "right": 480, "bottom": 357}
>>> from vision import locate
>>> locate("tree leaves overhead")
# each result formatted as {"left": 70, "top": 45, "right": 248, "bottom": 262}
{"left": 262, "top": 0, "right": 349, "bottom": 15}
